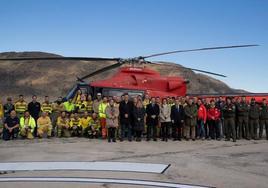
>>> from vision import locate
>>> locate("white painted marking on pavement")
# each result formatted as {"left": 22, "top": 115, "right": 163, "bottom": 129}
{"left": 0, "top": 177, "right": 213, "bottom": 188}
{"left": 0, "top": 162, "right": 169, "bottom": 174}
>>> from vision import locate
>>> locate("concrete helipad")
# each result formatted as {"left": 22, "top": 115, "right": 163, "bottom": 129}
{"left": 0, "top": 138, "right": 267, "bottom": 188}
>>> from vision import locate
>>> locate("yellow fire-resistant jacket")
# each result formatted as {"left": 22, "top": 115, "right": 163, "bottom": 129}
{"left": 79, "top": 116, "right": 92, "bottom": 129}
{"left": 15, "top": 101, "right": 27, "bottom": 113}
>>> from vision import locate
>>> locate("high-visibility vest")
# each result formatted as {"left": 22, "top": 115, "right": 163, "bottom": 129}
{"left": 87, "top": 101, "right": 93, "bottom": 112}
{"left": 15, "top": 101, "right": 27, "bottom": 113}
{"left": 70, "top": 117, "right": 81, "bottom": 128}
{"left": 98, "top": 102, "right": 108, "bottom": 118}
{"left": 41, "top": 102, "right": 53, "bottom": 114}
{"left": 63, "top": 101, "right": 75, "bottom": 112}
{"left": 20, "top": 116, "right": 36, "bottom": 132}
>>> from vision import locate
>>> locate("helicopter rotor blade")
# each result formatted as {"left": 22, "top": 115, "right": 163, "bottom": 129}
{"left": 150, "top": 61, "right": 226, "bottom": 77}
{"left": 77, "top": 61, "right": 123, "bottom": 81}
{"left": 141, "top": 44, "right": 259, "bottom": 59}
{"left": 184, "top": 67, "right": 227, "bottom": 77}
{"left": 0, "top": 56, "right": 120, "bottom": 61}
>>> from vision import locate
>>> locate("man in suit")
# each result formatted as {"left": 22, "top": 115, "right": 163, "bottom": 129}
{"left": 146, "top": 97, "right": 160, "bottom": 141}
{"left": 119, "top": 93, "right": 134, "bottom": 141}
{"left": 171, "top": 98, "right": 185, "bottom": 141}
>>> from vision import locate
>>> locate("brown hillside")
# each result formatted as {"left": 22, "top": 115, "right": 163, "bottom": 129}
{"left": 0, "top": 52, "right": 246, "bottom": 100}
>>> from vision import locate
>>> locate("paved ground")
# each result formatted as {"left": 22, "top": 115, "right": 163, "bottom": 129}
{"left": 0, "top": 138, "right": 267, "bottom": 188}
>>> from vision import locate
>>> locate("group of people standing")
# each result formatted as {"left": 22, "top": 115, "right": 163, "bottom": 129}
{"left": 0, "top": 91, "right": 267, "bottom": 142}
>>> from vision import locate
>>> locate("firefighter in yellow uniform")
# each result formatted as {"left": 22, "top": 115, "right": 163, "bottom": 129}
{"left": 37, "top": 112, "right": 52, "bottom": 138}
{"left": 15, "top": 95, "right": 27, "bottom": 119}
{"left": 88, "top": 112, "right": 101, "bottom": 138}
{"left": 56, "top": 111, "right": 71, "bottom": 137}
{"left": 52, "top": 97, "right": 65, "bottom": 131}
{"left": 99, "top": 96, "right": 108, "bottom": 139}
{"left": 87, "top": 95, "right": 94, "bottom": 114}
{"left": 20, "top": 111, "right": 36, "bottom": 139}
{"left": 69, "top": 112, "right": 82, "bottom": 136}
{"left": 79, "top": 111, "right": 92, "bottom": 137}
{"left": 41, "top": 96, "right": 53, "bottom": 115}
{"left": 0, "top": 102, "right": 3, "bottom": 136}
{"left": 76, "top": 98, "right": 88, "bottom": 116}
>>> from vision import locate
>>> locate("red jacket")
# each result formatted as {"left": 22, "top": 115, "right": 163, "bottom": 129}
{"left": 207, "top": 107, "right": 221, "bottom": 121}
{"left": 198, "top": 104, "right": 207, "bottom": 123}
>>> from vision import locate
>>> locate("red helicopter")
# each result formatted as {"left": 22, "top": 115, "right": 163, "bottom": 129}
{"left": 1, "top": 44, "right": 266, "bottom": 102}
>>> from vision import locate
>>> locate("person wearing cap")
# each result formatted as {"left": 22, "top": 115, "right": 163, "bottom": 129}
{"left": 259, "top": 98, "right": 268, "bottom": 140}
{"left": 223, "top": 97, "right": 236, "bottom": 142}
{"left": 93, "top": 93, "right": 102, "bottom": 114}
{"left": 15, "top": 95, "right": 28, "bottom": 119}
{"left": 249, "top": 98, "right": 260, "bottom": 140}
{"left": 3, "top": 97, "right": 15, "bottom": 118}
{"left": 236, "top": 96, "right": 250, "bottom": 140}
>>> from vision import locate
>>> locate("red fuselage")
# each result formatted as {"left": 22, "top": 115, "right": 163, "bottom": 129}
{"left": 90, "top": 67, "right": 187, "bottom": 98}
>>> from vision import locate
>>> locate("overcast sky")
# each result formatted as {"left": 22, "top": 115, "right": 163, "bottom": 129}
{"left": 1, "top": 0, "right": 267, "bottom": 92}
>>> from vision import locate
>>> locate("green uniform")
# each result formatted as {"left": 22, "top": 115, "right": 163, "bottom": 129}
{"left": 259, "top": 104, "right": 268, "bottom": 140}
{"left": 249, "top": 103, "right": 260, "bottom": 139}
{"left": 236, "top": 102, "right": 250, "bottom": 139}
{"left": 184, "top": 104, "right": 197, "bottom": 139}
{"left": 223, "top": 103, "right": 236, "bottom": 142}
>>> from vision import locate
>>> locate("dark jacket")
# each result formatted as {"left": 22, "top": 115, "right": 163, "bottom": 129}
{"left": 146, "top": 103, "right": 160, "bottom": 126}
{"left": 171, "top": 105, "right": 184, "bottom": 124}
{"left": 28, "top": 101, "right": 41, "bottom": 119}
{"left": 260, "top": 105, "right": 268, "bottom": 120}
{"left": 223, "top": 103, "right": 236, "bottom": 118}
{"left": 119, "top": 100, "right": 134, "bottom": 125}
{"left": 237, "top": 102, "right": 249, "bottom": 117}
{"left": 133, "top": 106, "right": 145, "bottom": 131}
{"left": 3, "top": 103, "right": 15, "bottom": 117}
{"left": 249, "top": 103, "right": 260, "bottom": 119}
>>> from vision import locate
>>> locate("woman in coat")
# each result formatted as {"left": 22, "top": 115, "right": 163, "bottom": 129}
{"left": 160, "top": 98, "right": 171, "bottom": 141}
{"left": 133, "top": 100, "right": 146, "bottom": 142}
{"left": 105, "top": 99, "right": 119, "bottom": 142}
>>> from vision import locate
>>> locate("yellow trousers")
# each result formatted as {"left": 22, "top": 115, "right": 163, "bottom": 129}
{"left": 20, "top": 128, "right": 34, "bottom": 139}
{"left": 37, "top": 124, "right": 52, "bottom": 138}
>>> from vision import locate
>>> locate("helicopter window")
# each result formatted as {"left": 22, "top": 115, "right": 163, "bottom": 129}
{"left": 102, "top": 88, "right": 144, "bottom": 98}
